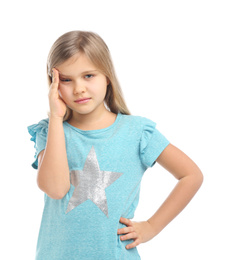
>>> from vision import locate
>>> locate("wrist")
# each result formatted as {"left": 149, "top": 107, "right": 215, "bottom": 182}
{"left": 49, "top": 113, "right": 64, "bottom": 122}
{"left": 146, "top": 218, "right": 162, "bottom": 238}
{"left": 49, "top": 115, "right": 64, "bottom": 125}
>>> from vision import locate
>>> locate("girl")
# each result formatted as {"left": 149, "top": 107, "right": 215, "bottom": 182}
{"left": 28, "top": 30, "right": 203, "bottom": 260}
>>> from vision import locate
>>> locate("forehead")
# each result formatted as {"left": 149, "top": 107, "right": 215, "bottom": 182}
{"left": 57, "top": 53, "right": 97, "bottom": 73}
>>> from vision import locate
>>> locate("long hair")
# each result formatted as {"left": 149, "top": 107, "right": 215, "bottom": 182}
{"left": 47, "top": 30, "right": 131, "bottom": 121}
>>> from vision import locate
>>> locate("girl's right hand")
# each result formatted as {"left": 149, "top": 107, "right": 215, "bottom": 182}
{"left": 48, "top": 68, "right": 67, "bottom": 119}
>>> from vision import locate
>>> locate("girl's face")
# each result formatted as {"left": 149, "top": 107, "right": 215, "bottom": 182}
{"left": 56, "top": 53, "right": 109, "bottom": 118}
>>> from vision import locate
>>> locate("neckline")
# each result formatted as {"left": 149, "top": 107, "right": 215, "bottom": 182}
{"left": 64, "top": 113, "right": 122, "bottom": 135}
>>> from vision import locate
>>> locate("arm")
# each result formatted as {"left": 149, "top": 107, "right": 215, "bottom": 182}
{"left": 147, "top": 143, "right": 204, "bottom": 236}
{"left": 118, "top": 143, "right": 203, "bottom": 249}
{"left": 37, "top": 69, "right": 70, "bottom": 199}
{"left": 37, "top": 118, "right": 70, "bottom": 199}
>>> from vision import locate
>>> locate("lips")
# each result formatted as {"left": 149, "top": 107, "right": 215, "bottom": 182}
{"left": 74, "top": 98, "right": 91, "bottom": 104}
{"left": 75, "top": 98, "right": 91, "bottom": 102}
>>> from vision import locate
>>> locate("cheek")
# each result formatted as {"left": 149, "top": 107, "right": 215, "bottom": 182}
{"left": 58, "top": 85, "right": 70, "bottom": 99}
{"left": 92, "top": 80, "right": 108, "bottom": 96}
{"left": 90, "top": 86, "right": 107, "bottom": 99}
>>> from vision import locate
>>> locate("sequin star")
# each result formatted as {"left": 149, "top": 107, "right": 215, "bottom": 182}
{"left": 66, "top": 146, "right": 123, "bottom": 217}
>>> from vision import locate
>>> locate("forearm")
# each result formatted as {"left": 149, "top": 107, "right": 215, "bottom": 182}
{"left": 37, "top": 117, "right": 70, "bottom": 199}
{"left": 147, "top": 171, "right": 203, "bottom": 236}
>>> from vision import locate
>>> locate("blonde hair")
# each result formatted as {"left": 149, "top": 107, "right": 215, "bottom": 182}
{"left": 47, "top": 30, "right": 131, "bottom": 121}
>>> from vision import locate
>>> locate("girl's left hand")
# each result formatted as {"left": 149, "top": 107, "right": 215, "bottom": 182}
{"left": 118, "top": 217, "right": 156, "bottom": 250}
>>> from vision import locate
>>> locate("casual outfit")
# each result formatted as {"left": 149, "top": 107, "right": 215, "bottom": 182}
{"left": 28, "top": 113, "right": 170, "bottom": 260}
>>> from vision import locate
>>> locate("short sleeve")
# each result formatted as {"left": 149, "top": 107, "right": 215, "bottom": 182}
{"left": 140, "top": 117, "right": 170, "bottom": 168}
{"left": 27, "top": 119, "right": 49, "bottom": 169}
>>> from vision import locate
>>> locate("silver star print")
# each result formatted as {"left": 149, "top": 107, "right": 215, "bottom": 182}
{"left": 66, "top": 146, "right": 123, "bottom": 217}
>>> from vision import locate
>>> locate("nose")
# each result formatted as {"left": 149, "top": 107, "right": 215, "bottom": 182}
{"left": 73, "top": 81, "right": 86, "bottom": 95}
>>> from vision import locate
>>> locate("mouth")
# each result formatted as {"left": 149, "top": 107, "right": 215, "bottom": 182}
{"left": 74, "top": 98, "right": 91, "bottom": 104}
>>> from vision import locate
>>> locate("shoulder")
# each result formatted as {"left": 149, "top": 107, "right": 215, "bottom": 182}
{"left": 27, "top": 118, "right": 49, "bottom": 137}
{"left": 120, "top": 113, "right": 156, "bottom": 130}
{"left": 28, "top": 118, "right": 49, "bottom": 128}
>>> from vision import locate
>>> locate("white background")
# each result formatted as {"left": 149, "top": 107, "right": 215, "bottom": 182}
{"left": 1, "top": 0, "right": 224, "bottom": 259}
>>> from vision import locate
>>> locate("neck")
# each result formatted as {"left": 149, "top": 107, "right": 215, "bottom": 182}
{"left": 68, "top": 106, "right": 113, "bottom": 130}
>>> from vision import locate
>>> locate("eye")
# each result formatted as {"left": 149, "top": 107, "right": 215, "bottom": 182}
{"left": 60, "top": 78, "right": 71, "bottom": 82}
{"left": 84, "top": 74, "right": 94, "bottom": 79}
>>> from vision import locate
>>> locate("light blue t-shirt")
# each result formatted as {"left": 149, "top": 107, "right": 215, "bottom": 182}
{"left": 28, "top": 113, "right": 170, "bottom": 260}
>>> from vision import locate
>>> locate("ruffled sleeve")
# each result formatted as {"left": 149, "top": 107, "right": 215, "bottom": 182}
{"left": 140, "top": 117, "right": 170, "bottom": 168}
{"left": 27, "top": 119, "right": 49, "bottom": 169}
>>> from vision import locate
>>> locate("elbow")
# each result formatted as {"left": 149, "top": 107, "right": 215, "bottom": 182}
{"left": 181, "top": 169, "right": 204, "bottom": 192}
{"left": 41, "top": 186, "right": 70, "bottom": 200}
{"left": 54, "top": 185, "right": 71, "bottom": 199}
{"left": 49, "top": 191, "right": 68, "bottom": 200}
{"left": 192, "top": 169, "right": 204, "bottom": 191}
{"left": 198, "top": 170, "right": 204, "bottom": 188}
{"left": 37, "top": 179, "right": 70, "bottom": 200}
{"left": 196, "top": 169, "right": 204, "bottom": 185}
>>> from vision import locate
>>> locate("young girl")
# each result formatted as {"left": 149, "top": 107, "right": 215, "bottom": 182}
{"left": 28, "top": 30, "right": 203, "bottom": 260}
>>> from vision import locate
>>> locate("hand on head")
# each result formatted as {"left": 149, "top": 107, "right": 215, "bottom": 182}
{"left": 48, "top": 68, "right": 67, "bottom": 120}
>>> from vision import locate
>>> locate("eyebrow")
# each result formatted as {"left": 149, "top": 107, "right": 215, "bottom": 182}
{"left": 58, "top": 70, "right": 98, "bottom": 77}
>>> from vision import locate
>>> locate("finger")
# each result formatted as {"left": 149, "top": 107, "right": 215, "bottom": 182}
{"left": 126, "top": 239, "right": 140, "bottom": 250}
{"left": 120, "top": 232, "right": 138, "bottom": 241}
{"left": 51, "top": 68, "right": 59, "bottom": 87}
{"left": 118, "top": 226, "right": 134, "bottom": 235}
{"left": 120, "top": 217, "right": 133, "bottom": 226}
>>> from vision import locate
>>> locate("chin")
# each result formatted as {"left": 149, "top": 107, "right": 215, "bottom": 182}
{"left": 70, "top": 102, "right": 106, "bottom": 116}
{"left": 71, "top": 108, "right": 97, "bottom": 116}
